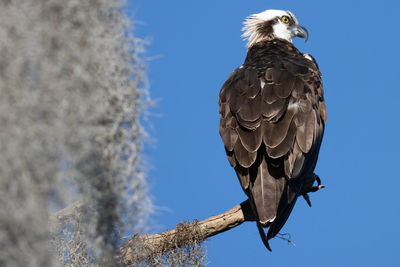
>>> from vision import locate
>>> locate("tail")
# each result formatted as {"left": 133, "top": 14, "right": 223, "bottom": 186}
{"left": 246, "top": 148, "right": 303, "bottom": 251}
{"left": 253, "top": 180, "right": 300, "bottom": 251}
{"left": 266, "top": 182, "right": 299, "bottom": 241}
{"left": 257, "top": 221, "right": 272, "bottom": 251}
{"left": 247, "top": 190, "right": 273, "bottom": 251}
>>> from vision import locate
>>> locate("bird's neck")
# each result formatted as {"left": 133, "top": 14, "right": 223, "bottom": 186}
{"left": 244, "top": 39, "right": 298, "bottom": 68}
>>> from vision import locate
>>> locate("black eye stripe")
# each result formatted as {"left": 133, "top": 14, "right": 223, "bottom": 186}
{"left": 287, "top": 11, "right": 298, "bottom": 24}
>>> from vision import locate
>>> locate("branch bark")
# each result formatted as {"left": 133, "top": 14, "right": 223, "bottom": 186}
{"left": 119, "top": 200, "right": 255, "bottom": 265}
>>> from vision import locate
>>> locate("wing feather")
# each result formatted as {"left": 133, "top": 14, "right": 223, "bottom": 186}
{"left": 296, "top": 109, "right": 316, "bottom": 153}
{"left": 237, "top": 125, "right": 263, "bottom": 152}
{"left": 262, "top": 83, "right": 279, "bottom": 104}
{"left": 263, "top": 107, "right": 296, "bottom": 148}
{"left": 266, "top": 121, "right": 297, "bottom": 158}
{"left": 273, "top": 70, "right": 295, "bottom": 98}
{"left": 237, "top": 96, "right": 262, "bottom": 122}
{"left": 233, "top": 137, "right": 257, "bottom": 168}
{"left": 235, "top": 164, "right": 250, "bottom": 190}
{"left": 246, "top": 69, "right": 262, "bottom": 98}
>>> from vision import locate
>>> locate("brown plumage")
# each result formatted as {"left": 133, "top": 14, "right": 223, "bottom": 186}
{"left": 219, "top": 37, "right": 327, "bottom": 250}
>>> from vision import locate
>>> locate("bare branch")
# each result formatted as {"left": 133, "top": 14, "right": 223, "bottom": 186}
{"left": 118, "top": 181, "right": 326, "bottom": 265}
{"left": 119, "top": 200, "right": 255, "bottom": 265}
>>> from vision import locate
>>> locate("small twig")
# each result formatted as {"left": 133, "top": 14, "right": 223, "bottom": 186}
{"left": 277, "top": 233, "right": 296, "bottom": 247}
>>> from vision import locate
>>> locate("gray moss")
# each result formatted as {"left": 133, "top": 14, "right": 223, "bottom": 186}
{"left": 0, "top": 0, "right": 150, "bottom": 266}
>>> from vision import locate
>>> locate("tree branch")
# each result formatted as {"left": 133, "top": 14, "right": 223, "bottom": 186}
{"left": 119, "top": 200, "right": 255, "bottom": 265}
{"left": 50, "top": 183, "right": 325, "bottom": 265}
{"left": 118, "top": 180, "right": 325, "bottom": 265}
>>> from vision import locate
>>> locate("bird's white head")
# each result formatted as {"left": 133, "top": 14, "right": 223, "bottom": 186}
{"left": 242, "top": 9, "right": 308, "bottom": 47}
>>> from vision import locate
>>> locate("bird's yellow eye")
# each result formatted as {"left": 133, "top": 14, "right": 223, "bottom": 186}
{"left": 281, "top": 16, "right": 290, "bottom": 24}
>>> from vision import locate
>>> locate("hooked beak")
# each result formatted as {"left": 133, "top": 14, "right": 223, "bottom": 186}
{"left": 293, "top": 25, "right": 309, "bottom": 42}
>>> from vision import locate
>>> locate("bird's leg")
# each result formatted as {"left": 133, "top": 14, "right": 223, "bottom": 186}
{"left": 301, "top": 174, "right": 325, "bottom": 207}
{"left": 305, "top": 175, "right": 325, "bottom": 193}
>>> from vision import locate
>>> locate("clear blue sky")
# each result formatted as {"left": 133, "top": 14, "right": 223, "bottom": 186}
{"left": 127, "top": 1, "right": 400, "bottom": 266}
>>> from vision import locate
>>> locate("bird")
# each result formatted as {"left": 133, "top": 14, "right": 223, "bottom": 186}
{"left": 218, "top": 9, "right": 327, "bottom": 251}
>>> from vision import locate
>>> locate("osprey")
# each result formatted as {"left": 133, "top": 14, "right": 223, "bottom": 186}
{"left": 218, "top": 9, "right": 327, "bottom": 251}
